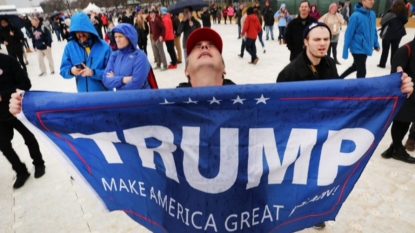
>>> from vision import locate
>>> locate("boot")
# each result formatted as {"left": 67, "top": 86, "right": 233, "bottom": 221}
{"left": 14, "top": 172, "right": 30, "bottom": 189}
{"left": 381, "top": 144, "right": 394, "bottom": 159}
{"left": 404, "top": 138, "right": 415, "bottom": 151}
{"left": 393, "top": 147, "right": 415, "bottom": 164}
{"left": 283, "top": 39, "right": 286, "bottom": 44}
{"left": 26, "top": 48, "right": 32, "bottom": 53}
{"left": 279, "top": 39, "right": 282, "bottom": 45}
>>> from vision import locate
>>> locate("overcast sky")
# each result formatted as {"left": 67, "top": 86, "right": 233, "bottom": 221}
{"left": 6, "top": 0, "right": 42, "bottom": 8}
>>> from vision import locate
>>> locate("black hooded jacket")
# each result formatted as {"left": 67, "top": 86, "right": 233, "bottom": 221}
{"left": 0, "top": 21, "right": 24, "bottom": 55}
{"left": 392, "top": 38, "right": 415, "bottom": 122}
{"left": 277, "top": 51, "right": 340, "bottom": 82}
{"left": 380, "top": 13, "right": 408, "bottom": 41}
{"left": 0, "top": 54, "right": 31, "bottom": 121}
{"left": 285, "top": 15, "right": 317, "bottom": 61}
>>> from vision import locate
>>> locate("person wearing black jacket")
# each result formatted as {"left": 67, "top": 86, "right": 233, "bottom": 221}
{"left": 177, "top": 7, "right": 201, "bottom": 59}
{"left": 90, "top": 12, "right": 103, "bottom": 39}
{"left": 381, "top": 36, "right": 415, "bottom": 163}
{"left": 278, "top": 22, "right": 414, "bottom": 230}
{"left": 0, "top": 54, "right": 46, "bottom": 189}
{"left": 0, "top": 18, "right": 27, "bottom": 71}
{"left": 135, "top": 14, "right": 149, "bottom": 55}
{"left": 198, "top": 7, "right": 211, "bottom": 28}
{"left": 30, "top": 17, "right": 55, "bottom": 76}
{"left": 285, "top": 0, "right": 317, "bottom": 61}
{"left": 121, "top": 8, "right": 135, "bottom": 25}
{"left": 172, "top": 14, "right": 183, "bottom": 63}
{"left": 263, "top": 6, "right": 275, "bottom": 40}
{"left": 277, "top": 23, "right": 340, "bottom": 83}
{"left": 378, "top": 0, "right": 408, "bottom": 68}
{"left": 235, "top": 4, "right": 243, "bottom": 39}
{"left": 52, "top": 17, "right": 63, "bottom": 41}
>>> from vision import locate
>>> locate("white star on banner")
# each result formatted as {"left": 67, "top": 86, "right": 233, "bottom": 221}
{"left": 231, "top": 95, "right": 246, "bottom": 104}
{"left": 184, "top": 98, "right": 198, "bottom": 104}
{"left": 255, "top": 94, "right": 270, "bottom": 104}
{"left": 208, "top": 96, "right": 222, "bottom": 105}
{"left": 160, "top": 99, "right": 175, "bottom": 105}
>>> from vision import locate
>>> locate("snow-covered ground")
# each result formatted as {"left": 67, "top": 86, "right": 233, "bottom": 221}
{"left": 1, "top": 23, "right": 415, "bottom": 232}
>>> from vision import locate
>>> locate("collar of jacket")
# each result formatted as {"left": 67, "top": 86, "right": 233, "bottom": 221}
{"left": 296, "top": 50, "right": 330, "bottom": 78}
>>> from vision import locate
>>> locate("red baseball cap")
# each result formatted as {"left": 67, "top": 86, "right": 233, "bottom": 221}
{"left": 186, "top": 28, "right": 223, "bottom": 57}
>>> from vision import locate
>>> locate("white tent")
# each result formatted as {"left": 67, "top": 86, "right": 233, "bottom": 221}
{"left": 17, "top": 7, "right": 44, "bottom": 14}
{"left": 0, "top": 5, "right": 18, "bottom": 15}
{"left": 83, "top": 3, "right": 102, "bottom": 13}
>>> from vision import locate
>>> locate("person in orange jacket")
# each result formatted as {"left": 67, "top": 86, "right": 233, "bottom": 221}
{"left": 241, "top": 7, "right": 262, "bottom": 65}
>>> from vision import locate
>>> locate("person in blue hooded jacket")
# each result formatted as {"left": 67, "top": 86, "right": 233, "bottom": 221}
{"left": 340, "top": 0, "right": 380, "bottom": 78}
{"left": 274, "top": 3, "right": 290, "bottom": 45}
{"left": 60, "top": 13, "right": 111, "bottom": 92}
{"left": 102, "top": 23, "right": 151, "bottom": 90}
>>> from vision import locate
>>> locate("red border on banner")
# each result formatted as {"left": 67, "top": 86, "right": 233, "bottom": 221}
{"left": 33, "top": 96, "right": 399, "bottom": 233}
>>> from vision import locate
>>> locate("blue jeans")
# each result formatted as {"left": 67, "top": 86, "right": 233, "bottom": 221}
{"left": 278, "top": 26, "right": 286, "bottom": 40}
{"left": 54, "top": 29, "right": 61, "bottom": 41}
{"left": 238, "top": 25, "right": 241, "bottom": 38}
{"left": 265, "top": 26, "right": 274, "bottom": 40}
{"left": 257, "top": 30, "right": 265, "bottom": 48}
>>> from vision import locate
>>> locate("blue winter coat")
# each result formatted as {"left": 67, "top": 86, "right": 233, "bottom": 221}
{"left": 342, "top": 3, "right": 380, "bottom": 59}
{"left": 103, "top": 23, "right": 150, "bottom": 90}
{"left": 274, "top": 4, "right": 289, "bottom": 27}
{"left": 60, "top": 13, "right": 111, "bottom": 92}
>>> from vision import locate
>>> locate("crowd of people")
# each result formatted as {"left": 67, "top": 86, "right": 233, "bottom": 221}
{"left": 1, "top": 0, "right": 415, "bottom": 229}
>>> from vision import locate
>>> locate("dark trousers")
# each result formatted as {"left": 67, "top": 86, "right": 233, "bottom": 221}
{"left": 391, "top": 120, "right": 411, "bottom": 149}
{"left": 340, "top": 54, "right": 367, "bottom": 78}
{"left": 240, "top": 39, "right": 246, "bottom": 56}
{"left": 278, "top": 26, "right": 286, "bottom": 40}
{"left": 23, "top": 38, "right": 30, "bottom": 49}
{"left": 139, "top": 41, "right": 147, "bottom": 55}
{"left": 327, "top": 42, "right": 338, "bottom": 61}
{"left": 0, "top": 118, "right": 44, "bottom": 175}
{"left": 245, "top": 38, "right": 257, "bottom": 62}
{"left": 379, "top": 38, "right": 401, "bottom": 67}
{"left": 9, "top": 51, "right": 27, "bottom": 71}
{"left": 54, "top": 29, "right": 61, "bottom": 41}
{"left": 408, "top": 123, "right": 415, "bottom": 140}
{"left": 224, "top": 16, "right": 227, "bottom": 24}
{"left": 165, "top": 40, "right": 177, "bottom": 65}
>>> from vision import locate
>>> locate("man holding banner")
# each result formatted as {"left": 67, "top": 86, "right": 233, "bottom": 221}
{"left": 0, "top": 54, "right": 45, "bottom": 189}
{"left": 277, "top": 22, "right": 413, "bottom": 229}
{"left": 7, "top": 27, "right": 415, "bottom": 233}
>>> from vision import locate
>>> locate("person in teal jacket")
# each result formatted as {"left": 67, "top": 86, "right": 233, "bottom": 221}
{"left": 102, "top": 23, "right": 151, "bottom": 90}
{"left": 340, "top": 0, "right": 380, "bottom": 78}
{"left": 60, "top": 13, "right": 112, "bottom": 92}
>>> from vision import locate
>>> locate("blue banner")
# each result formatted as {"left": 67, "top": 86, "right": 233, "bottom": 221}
{"left": 19, "top": 74, "right": 405, "bottom": 233}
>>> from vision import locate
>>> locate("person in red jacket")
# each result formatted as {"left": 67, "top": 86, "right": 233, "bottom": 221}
{"left": 161, "top": 7, "right": 177, "bottom": 69}
{"left": 101, "top": 13, "right": 108, "bottom": 32}
{"left": 241, "top": 7, "right": 262, "bottom": 65}
{"left": 149, "top": 9, "right": 168, "bottom": 70}
{"left": 222, "top": 7, "right": 228, "bottom": 24}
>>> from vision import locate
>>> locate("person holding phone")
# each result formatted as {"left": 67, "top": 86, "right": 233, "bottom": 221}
{"left": 60, "top": 13, "right": 112, "bottom": 92}
{"left": 176, "top": 7, "right": 201, "bottom": 60}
